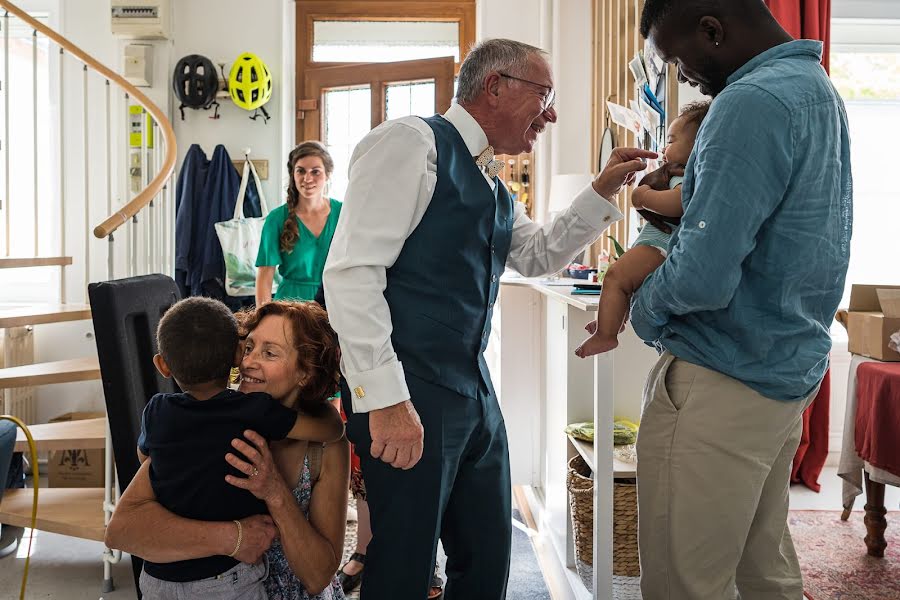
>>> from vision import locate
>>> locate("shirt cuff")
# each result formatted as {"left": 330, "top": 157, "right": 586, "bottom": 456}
{"left": 345, "top": 361, "right": 411, "bottom": 413}
{"left": 568, "top": 184, "right": 624, "bottom": 231}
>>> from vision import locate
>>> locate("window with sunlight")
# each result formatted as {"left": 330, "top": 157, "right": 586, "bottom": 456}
{"left": 0, "top": 13, "right": 54, "bottom": 295}
{"left": 323, "top": 86, "right": 372, "bottom": 203}
{"left": 830, "top": 19, "right": 900, "bottom": 337}
{"left": 313, "top": 21, "right": 459, "bottom": 63}
{"left": 311, "top": 19, "right": 462, "bottom": 202}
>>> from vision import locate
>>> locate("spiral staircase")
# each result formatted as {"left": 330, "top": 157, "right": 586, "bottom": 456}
{"left": 0, "top": 1, "right": 176, "bottom": 592}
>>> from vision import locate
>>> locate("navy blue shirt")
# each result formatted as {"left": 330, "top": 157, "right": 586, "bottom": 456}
{"left": 137, "top": 389, "right": 296, "bottom": 581}
{"left": 631, "top": 41, "right": 852, "bottom": 401}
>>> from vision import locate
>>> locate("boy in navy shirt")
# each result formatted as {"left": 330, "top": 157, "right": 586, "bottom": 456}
{"left": 136, "top": 297, "right": 343, "bottom": 598}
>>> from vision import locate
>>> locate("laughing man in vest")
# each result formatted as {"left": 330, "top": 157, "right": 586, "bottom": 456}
{"left": 323, "top": 38, "right": 655, "bottom": 600}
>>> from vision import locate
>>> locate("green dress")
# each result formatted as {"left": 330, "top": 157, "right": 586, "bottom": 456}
{"left": 255, "top": 199, "right": 342, "bottom": 301}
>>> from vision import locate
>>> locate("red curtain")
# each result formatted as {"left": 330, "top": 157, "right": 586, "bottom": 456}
{"left": 791, "top": 370, "right": 830, "bottom": 492}
{"left": 765, "top": 0, "right": 832, "bottom": 492}
{"left": 765, "top": 0, "right": 831, "bottom": 72}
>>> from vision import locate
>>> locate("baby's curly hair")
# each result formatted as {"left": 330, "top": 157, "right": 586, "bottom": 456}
{"left": 679, "top": 100, "right": 711, "bottom": 129}
{"left": 237, "top": 301, "right": 340, "bottom": 412}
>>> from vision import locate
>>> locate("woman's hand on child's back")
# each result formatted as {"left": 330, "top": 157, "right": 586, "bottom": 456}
{"left": 225, "top": 430, "right": 289, "bottom": 506}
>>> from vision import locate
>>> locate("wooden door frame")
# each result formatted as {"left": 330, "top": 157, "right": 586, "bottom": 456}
{"left": 301, "top": 56, "right": 455, "bottom": 141}
{"left": 295, "top": 0, "right": 475, "bottom": 141}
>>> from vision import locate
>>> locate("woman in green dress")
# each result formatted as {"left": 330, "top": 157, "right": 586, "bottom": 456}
{"left": 255, "top": 141, "right": 342, "bottom": 305}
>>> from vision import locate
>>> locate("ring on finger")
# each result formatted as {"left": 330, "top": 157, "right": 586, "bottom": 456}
{"left": 250, "top": 467, "right": 259, "bottom": 477}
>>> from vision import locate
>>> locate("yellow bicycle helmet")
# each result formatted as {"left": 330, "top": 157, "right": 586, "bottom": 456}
{"left": 228, "top": 53, "right": 272, "bottom": 111}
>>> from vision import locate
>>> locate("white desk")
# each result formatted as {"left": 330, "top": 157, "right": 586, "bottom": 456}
{"left": 496, "top": 276, "right": 657, "bottom": 598}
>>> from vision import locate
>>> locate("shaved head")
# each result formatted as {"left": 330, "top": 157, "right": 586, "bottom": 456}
{"left": 640, "top": 0, "right": 787, "bottom": 97}
{"left": 640, "top": 0, "right": 769, "bottom": 39}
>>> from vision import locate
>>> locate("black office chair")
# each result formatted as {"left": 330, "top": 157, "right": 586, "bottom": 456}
{"left": 88, "top": 274, "right": 180, "bottom": 595}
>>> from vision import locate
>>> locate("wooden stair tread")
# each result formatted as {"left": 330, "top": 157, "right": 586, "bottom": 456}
{"left": 0, "top": 488, "right": 105, "bottom": 542}
{"left": 0, "top": 303, "right": 91, "bottom": 328}
{"left": 0, "top": 256, "right": 73, "bottom": 269}
{"left": 0, "top": 357, "right": 100, "bottom": 388}
{"left": 14, "top": 417, "right": 105, "bottom": 453}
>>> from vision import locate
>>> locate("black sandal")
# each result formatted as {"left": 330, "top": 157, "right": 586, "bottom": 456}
{"left": 337, "top": 552, "right": 366, "bottom": 593}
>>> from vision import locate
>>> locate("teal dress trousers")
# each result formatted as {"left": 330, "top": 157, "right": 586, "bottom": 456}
{"left": 342, "top": 113, "right": 514, "bottom": 600}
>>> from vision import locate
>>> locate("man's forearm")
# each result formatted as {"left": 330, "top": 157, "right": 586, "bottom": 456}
{"left": 507, "top": 186, "right": 622, "bottom": 276}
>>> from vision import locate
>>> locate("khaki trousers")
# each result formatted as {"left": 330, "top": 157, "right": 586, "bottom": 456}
{"left": 636, "top": 353, "right": 818, "bottom": 600}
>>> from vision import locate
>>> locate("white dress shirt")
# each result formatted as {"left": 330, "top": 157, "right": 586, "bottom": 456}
{"left": 323, "top": 103, "right": 623, "bottom": 413}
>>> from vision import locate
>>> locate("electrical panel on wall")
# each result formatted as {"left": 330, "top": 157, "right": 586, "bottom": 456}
{"left": 124, "top": 44, "right": 153, "bottom": 87}
{"left": 111, "top": 0, "right": 171, "bottom": 40}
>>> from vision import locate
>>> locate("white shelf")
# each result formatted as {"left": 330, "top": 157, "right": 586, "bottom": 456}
{"left": 568, "top": 435, "right": 637, "bottom": 478}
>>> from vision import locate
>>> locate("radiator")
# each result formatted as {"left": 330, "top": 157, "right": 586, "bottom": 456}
{"left": 1, "top": 326, "right": 36, "bottom": 423}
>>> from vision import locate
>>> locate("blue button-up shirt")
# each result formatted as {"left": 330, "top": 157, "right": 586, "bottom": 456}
{"left": 631, "top": 40, "right": 853, "bottom": 401}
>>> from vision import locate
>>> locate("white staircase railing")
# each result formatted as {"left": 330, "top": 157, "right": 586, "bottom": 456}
{"left": 1, "top": 1, "right": 176, "bottom": 288}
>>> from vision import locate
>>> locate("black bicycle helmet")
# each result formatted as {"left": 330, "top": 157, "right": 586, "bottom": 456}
{"left": 173, "top": 54, "right": 219, "bottom": 119}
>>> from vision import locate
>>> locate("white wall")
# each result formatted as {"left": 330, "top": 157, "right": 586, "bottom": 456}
{"left": 477, "top": 0, "right": 543, "bottom": 46}
{"left": 170, "top": 0, "right": 292, "bottom": 207}
{"left": 550, "top": 0, "right": 593, "bottom": 176}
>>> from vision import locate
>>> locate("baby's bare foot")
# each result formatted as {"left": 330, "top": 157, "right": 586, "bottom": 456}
{"left": 574, "top": 334, "right": 619, "bottom": 358}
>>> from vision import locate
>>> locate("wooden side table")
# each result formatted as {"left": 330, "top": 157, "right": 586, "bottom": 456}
{"left": 839, "top": 357, "right": 900, "bottom": 557}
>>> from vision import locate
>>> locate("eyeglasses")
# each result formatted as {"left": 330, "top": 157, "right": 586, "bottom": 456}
{"left": 498, "top": 72, "right": 556, "bottom": 111}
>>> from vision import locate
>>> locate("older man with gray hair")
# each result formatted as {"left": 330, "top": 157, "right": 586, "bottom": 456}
{"left": 324, "top": 38, "right": 654, "bottom": 599}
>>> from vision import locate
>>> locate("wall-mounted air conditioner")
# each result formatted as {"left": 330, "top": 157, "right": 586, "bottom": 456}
{"left": 111, "top": 0, "right": 170, "bottom": 40}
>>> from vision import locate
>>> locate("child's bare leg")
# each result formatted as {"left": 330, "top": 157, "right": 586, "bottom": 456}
{"left": 575, "top": 245, "right": 666, "bottom": 358}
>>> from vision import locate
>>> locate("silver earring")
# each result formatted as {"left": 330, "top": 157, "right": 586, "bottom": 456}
{"left": 715, "top": 41, "right": 720, "bottom": 47}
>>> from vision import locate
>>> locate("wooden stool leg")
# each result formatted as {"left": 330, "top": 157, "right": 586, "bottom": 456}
{"left": 863, "top": 471, "right": 888, "bottom": 558}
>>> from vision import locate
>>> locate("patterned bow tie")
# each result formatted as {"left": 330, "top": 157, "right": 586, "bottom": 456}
{"left": 475, "top": 145, "right": 504, "bottom": 179}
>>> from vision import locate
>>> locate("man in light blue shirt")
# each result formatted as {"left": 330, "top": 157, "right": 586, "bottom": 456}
{"left": 633, "top": 1, "right": 852, "bottom": 598}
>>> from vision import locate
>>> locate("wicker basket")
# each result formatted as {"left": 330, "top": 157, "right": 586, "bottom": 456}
{"left": 613, "top": 480, "right": 639, "bottom": 577}
{"left": 567, "top": 455, "right": 595, "bottom": 565}
{"left": 566, "top": 454, "right": 640, "bottom": 578}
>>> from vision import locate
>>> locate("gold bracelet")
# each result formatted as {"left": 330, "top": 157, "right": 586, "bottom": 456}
{"left": 227, "top": 519, "right": 243, "bottom": 558}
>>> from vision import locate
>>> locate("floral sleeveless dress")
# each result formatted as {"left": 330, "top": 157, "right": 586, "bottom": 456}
{"left": 264, "top": 456, "right": 345, "bottom": 600}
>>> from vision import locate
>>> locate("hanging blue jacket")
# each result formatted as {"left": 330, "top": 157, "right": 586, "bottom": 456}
{"left": 174, "top": 144, "right": 261, "bottom": 309}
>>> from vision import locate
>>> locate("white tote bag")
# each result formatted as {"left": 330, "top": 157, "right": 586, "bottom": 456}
{"left": 215, "top": 158, "right": 280, "bottom": 297}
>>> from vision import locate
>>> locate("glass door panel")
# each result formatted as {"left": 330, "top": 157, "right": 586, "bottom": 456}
{"left": 322, "top": 86, "right": 372, "bottom": 201}
{"left": 385, "top": 80, "right": 436, "bottom": 120}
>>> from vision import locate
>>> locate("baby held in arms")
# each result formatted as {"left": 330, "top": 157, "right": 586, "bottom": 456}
{"left": 576, "top": 101, "right": 710, "bottom": 358}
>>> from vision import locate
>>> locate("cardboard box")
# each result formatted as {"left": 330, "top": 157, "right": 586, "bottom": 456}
{"left": 47, "top": 412, "right": 105, "bottom": 488}
{"left": 845, "top": 284, "right": 900, "bottom": 361}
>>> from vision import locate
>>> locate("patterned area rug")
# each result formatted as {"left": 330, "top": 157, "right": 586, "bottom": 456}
{"left": 790, "top": 510, "right": 900, "bottom": 600}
